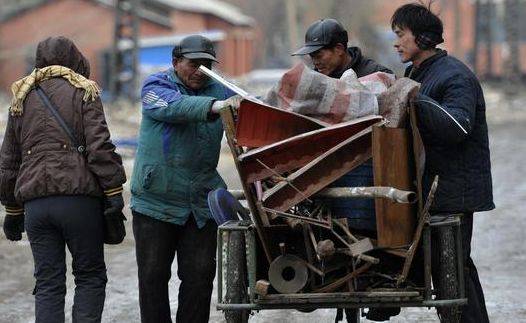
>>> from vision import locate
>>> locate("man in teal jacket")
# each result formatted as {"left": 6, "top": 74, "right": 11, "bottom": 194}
{"left": 130, "top": 35, "right": 239, "bottom": 323}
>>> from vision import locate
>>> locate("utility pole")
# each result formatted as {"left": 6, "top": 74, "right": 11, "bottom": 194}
{"left": 109, "top": 0, "right": 140, "bottom": 101}
{"left": 484, "top": 0, "right": 494, "bottom": 79}
{"left": 475, "top": 0, "right": 495, "bottom": 79}
{"left": 504, "top": 0, "right": 521, "bottom": 95}
{"left": 285, "top": 0, "right": 298, "bottom": 54}
{"left": 453, "top": 0, "right": 461, "bottom": 58}
{"left": 473, "top": 0, "right": 481, "bottom": 75}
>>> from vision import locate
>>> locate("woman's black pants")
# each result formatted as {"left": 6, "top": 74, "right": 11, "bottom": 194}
{"left": 25, "top": 195, "right": 106, "bottom": 323}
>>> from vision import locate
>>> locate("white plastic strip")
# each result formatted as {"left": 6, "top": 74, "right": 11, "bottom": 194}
{"left": 415, "top": 99, "right": 468, "bottom": 135}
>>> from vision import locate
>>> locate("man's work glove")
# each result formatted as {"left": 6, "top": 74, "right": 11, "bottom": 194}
{"left": 3, "top": 205, "right": 25, "bottom": 241}
{"left": 211, "top": 94, "right": 243, "bottom": 114}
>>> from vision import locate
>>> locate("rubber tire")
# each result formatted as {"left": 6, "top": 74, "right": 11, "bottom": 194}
{"left": 435, "top": 226, "right": 461, "bottom": 323}
{"left": 225, "top": 231, "right": 250, "bottom": 323}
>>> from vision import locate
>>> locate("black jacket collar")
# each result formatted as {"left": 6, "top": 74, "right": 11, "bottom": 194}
{"left": 328, "top": 47, "right": 362, "bottom": 78}
{"left": 405, "top": 49, "right": 448, "bottom": 81}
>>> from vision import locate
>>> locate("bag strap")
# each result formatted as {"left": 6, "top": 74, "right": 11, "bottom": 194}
{"left": 35, "top": 86, "right": 86, "bottom": 154}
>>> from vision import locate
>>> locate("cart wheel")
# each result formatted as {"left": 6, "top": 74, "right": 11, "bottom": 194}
{"left": 435, "top": 226, "right": 460, "bottom": 323}
{"left": 225, "top": 231, "right": 250, "bottom": 323}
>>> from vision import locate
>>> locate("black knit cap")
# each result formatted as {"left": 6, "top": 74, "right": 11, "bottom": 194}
{"left": 292, "top": 18, "right": 348, "bottom": 56}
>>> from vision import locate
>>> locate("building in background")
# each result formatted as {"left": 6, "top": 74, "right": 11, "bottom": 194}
{"left": 221, "top": 0, "right": 525, "bottom": 82}
{"left": 372, "top": 0, "right": 526, "bottom": 80}
{"left": 0, "top": 0, "right": 256, "bottom": 94}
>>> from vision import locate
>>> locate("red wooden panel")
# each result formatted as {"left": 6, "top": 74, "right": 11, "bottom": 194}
{"left": 235, "top": 99, "right": 327, "bottom": 148}
{"left": 238, "top": 116, "right": 383, "bottom": 183}
{"left": 262, "top": 125, "right": 383, "bottom": 212}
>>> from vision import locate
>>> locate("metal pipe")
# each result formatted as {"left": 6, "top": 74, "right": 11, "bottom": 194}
{"left": 423, "top": 226, "right": 432, "bottom": 301}
{"left": 318, "top": 187, "right": 416, "bottom": 204}
{"left": 422, "top": 298, "right": 468, "bottom": 307}
{"left": 216, "top": 298, "right": 468, "bottom": 311}
{"left": 229, "top": 186, "right": 417, "bottom": 204}
{"left": 217, "top": 230, "right": 224, "bottom": 304}
{"left": 246, "top": 229, "right": 257, "bottom": 302}
{"left": 456, "top": 221, "right": 465, "bottom": 300}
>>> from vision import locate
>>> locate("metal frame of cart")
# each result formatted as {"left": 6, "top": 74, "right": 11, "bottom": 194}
{"left": 214, "top": 103, "right": 468, "bottom": 322}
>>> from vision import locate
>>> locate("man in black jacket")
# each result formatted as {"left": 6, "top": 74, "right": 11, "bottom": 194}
{"left": 391, "top": 4, "right": 494, "bottom": 322}
{"left": 291, "top": 19, "right": 394, "bottom": 237}
{"left": 292, "top": 18, "right": 397, "bottom": 323}
{"left": 292, "top": 18, "right": 392, "bottom": 78}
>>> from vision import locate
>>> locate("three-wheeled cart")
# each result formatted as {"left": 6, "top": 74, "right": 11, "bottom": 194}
{"left": 209, "top": 99, "right": 467, "bottom": 323}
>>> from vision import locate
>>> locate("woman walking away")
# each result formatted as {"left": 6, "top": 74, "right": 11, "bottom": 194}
{"left": 0, "top": 36, "right": 126, "bottom": 323}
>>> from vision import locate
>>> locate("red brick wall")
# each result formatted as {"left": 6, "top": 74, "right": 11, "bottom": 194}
{"left": 0, "top": 0, "right": 258, "bottom": 93}
{"left": 171, "top": 11, "right": 207, "bottom": 32}
{"left": 0, "top": 0, "right": 170, "bottom": 92}
{"left": 205, "top": 16, "right": 255, "bottom": 76}
{"left": 475, "top": 43, "right": 526, "bottom": 77}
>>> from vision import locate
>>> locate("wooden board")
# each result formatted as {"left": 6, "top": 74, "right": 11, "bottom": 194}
{"left": 219, "top": 108, "right": 273, "bottom": 262}
{"left": 372, "top": 126, "right": 416, "bottom": 248}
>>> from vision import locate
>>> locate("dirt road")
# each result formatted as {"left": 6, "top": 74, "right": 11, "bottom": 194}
{"left": 1, "top": 96, "right": 525, "bottom": 322}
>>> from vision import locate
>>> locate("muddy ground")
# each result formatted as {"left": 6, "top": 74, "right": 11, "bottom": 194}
{"left": 0, "top": 88, "right": 525, "bottom": 322}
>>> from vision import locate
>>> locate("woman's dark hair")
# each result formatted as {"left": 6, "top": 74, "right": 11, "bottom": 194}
{"left": 391, "top": 2, "right": 444, "bottom": 48}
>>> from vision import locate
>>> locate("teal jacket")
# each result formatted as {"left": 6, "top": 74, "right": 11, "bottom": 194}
{"left": 130, "top": 68, "right": 234, "bottom": 228}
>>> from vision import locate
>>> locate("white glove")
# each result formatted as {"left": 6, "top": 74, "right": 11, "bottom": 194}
{"left": 211, "top": 95, "right": 243, "bottom": 114}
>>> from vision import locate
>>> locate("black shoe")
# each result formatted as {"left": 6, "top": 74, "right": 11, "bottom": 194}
{"left": 365, "top": 307, "right": 401, "bottom": 321}
{"left": 345, "top": 308, "right": 360, "bottom": 323}
{"left": 334, "top": 308, "right": 360, "bottom": 323}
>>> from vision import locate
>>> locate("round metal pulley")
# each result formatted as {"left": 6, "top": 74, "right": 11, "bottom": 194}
{"left": 268, "top": 254, "right": 308, "bottom": 294}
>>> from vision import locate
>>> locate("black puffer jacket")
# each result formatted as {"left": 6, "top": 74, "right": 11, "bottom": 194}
{"left": 329, "top": 47, "right": 393, "bottom": 78}
{"left": 406, "top": 50, "right": 494, "bottom": 213}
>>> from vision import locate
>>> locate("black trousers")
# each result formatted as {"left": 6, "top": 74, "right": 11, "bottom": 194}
{"left": 25, "top": 196, "right": 106, "bottom": 323}
{"left": 432, "top": 213, "right": 489, "bottom": 323}
{"left": 133, "top": 211, "right": 218, "bottom": 323}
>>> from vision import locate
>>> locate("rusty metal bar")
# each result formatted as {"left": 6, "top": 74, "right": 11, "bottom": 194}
{"left": 423, "top": 225, "right": 432, "bottom": 301}
{"left": 219, "top": 108, "right": 273, "bottom": 262}
{"left": 398, "top": 176, "right": 439, "bottom": 285}
{"left": 217, "top": 298, "right": 467, "bottom": 311}
{"left": 332, "top": 218, "right": 359, "bottom": 243}
{"left": 313, "top": 263, "right": 372, "bottom": 293}
{"left": 261, "top": 207, "right": 331, "bottom": 229}
{"left": 217, "top": 229, "right": 224, "bottom": 304}
{"left": 455, "top": 217, "right": 465, "bottom": 300}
